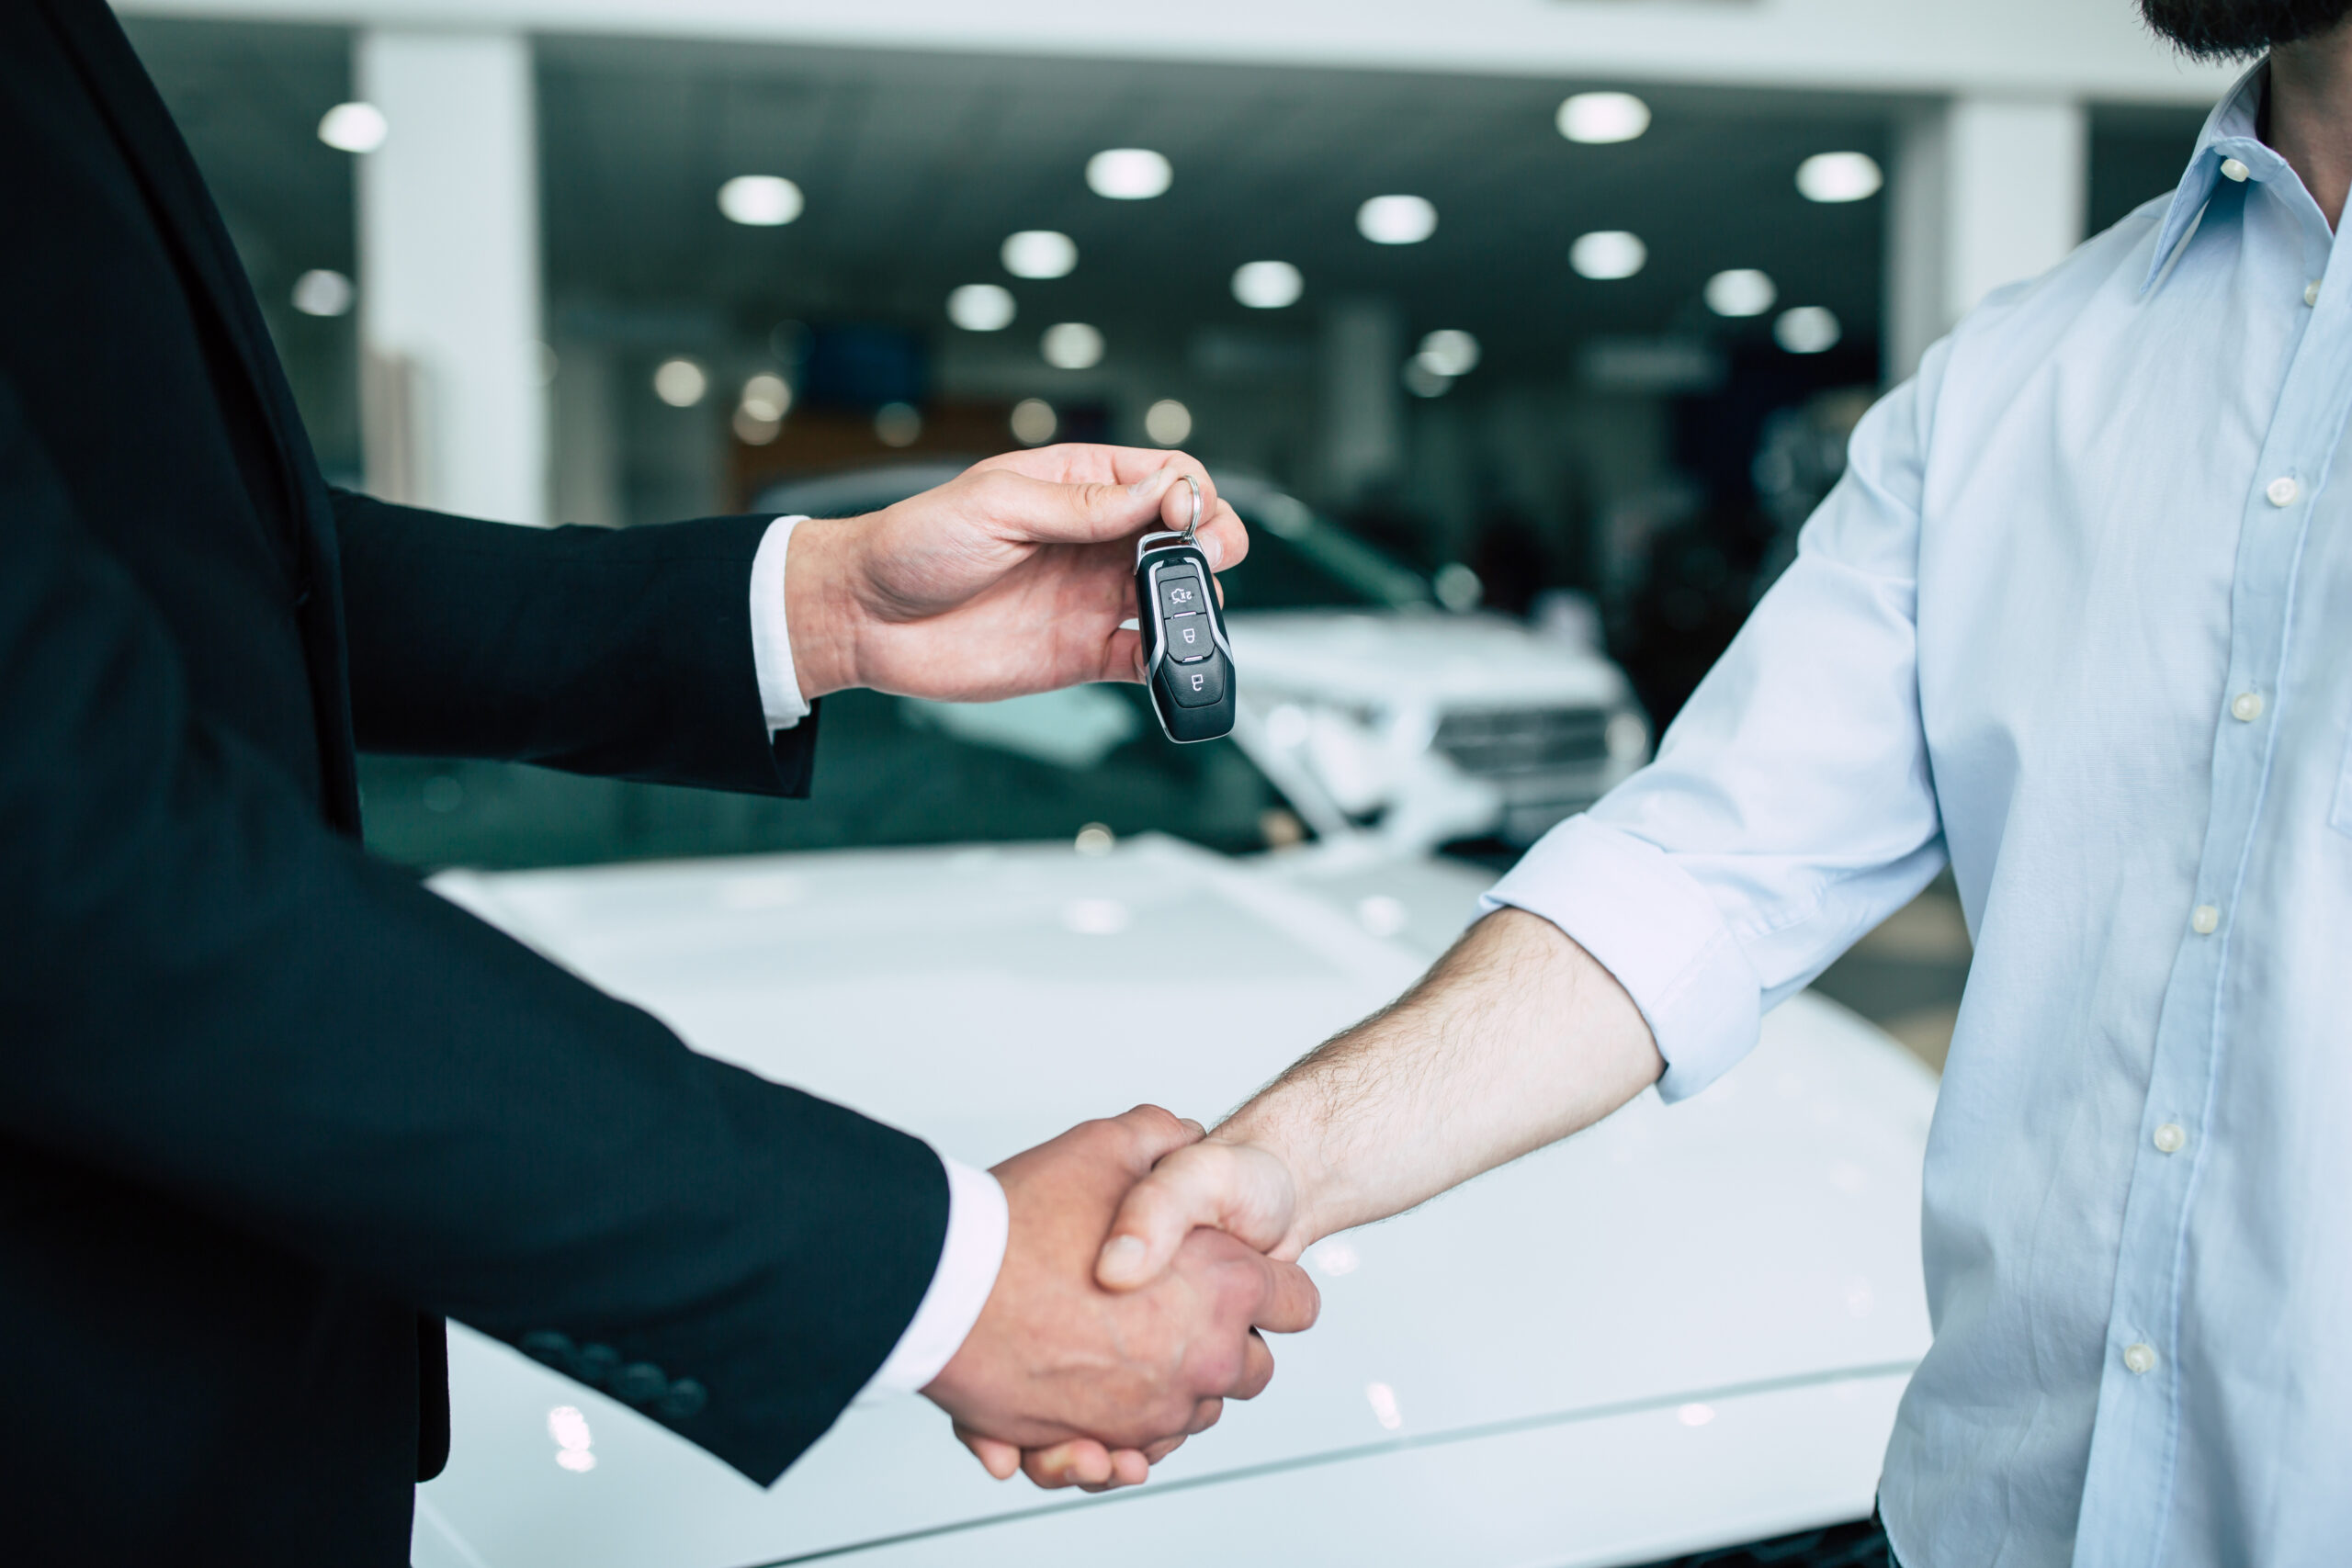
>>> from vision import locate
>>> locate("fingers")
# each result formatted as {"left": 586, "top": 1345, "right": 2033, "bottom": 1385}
{"left": 1104, "top": 1102, "right": 1206, "bottom": 1176}
{"left": 1254, "top": 1256, "right": 1323, "bottom": 1336}
{"left": 1095, "top": 625, "right": 1145, "bottom": 686}
{"left": 955, "top": 1426, "right": 1023, "bottom": 1481}
{"left": 1095, "top": 1139, "right": 1296, "bottom": 1291}
{"left": 1231, "top": 1328, "right": 1277, "bottom": 1402}
{"left": 1017, "top": 1438, "right": 1118, "bottom": 1489}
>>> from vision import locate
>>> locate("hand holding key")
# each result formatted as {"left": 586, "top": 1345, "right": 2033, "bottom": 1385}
{"left": 780, "top": 446, "right": 1247, "bottom": 707}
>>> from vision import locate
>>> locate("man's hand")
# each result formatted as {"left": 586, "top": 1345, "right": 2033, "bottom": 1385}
{"left": 785, "top": 446, "right": 1247, "bottom": 705}
{"left": 922, "top": 1106, "right": 1319, "bottom": 1493}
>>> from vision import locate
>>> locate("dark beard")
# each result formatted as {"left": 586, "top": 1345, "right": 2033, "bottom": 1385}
{"left": 2140, "top": 0, "right": 2352, "bottom": 58}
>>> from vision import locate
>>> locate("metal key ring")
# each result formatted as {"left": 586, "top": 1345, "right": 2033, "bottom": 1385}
{"left": 1177, "top": 472, "right": 1202, "bottom": 543}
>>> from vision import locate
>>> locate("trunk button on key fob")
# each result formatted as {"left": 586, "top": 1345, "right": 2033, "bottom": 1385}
{"left": 1169, "top": 656, "right": 1227, "bottom": 707}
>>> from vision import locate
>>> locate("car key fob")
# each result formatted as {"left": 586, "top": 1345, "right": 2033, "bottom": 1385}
{"left": 1136, "top": 527, "right": 1236, "bottom": 744}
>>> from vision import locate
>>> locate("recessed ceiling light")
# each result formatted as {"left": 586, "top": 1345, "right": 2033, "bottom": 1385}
{"left": 1011, "top": 398, "right": 1057, "bottom": 445}
{"left": 1774, "top": 306, "right": 1842, "bottom": 354}
{"left": 739, "top": 373, "right": 791, "bottom": 423}
{"left": 1556, "top": 92, "right": 1650, "bottom": 145}
{"left": 1569, "top": 231, "right": 1647, "bottom": 280}
{"left": 1145, "top": 399, "right": 1193, "bottom": 446}
{"left": 1002, "top": 231, "right": 1078, "bottom": 279}
{"left": 1402, "top": 357, "right": 1453, "bottom": 398}
{"left": 1232, "top": 261, "right": 1304, "bottom": 309}
{"left": 718, "top": 175, "right": 804, "bottom": 226}
{"left": 1357, "top": 195, "right": 1438, "bottom": 245}
{"left": 1795, "top": 152, "right": 1883, "bottom": 203}
{"left": 1704, "top": 269, "right": 1778, "bottom": 318}
{"left": 317, "top": 101, "right": 387, "bottom": 153}
{"left": 1041, "top": 321, "right": 1104, "bottom": 369}
{"left": 1418, "top": 330, "right": 1480, "bottom": 377}
{"left": 1086, "top": 148, "right": 1172, "bottom": 199}
{"left": 946, "top": 284, "right": 1016, "bottom": 332}
{"left": 290, "top": 269, "right": 354, "bottom": 318}
{"left": 652, "top": 357, "right": 708, "bottom": 408}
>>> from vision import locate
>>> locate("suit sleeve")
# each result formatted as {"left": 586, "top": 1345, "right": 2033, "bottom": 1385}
{"left": 331, "top": 488, "right": 819, "bottom": 796}
{"left": 0, "top": 388, "right": 943, "bottom": 1483}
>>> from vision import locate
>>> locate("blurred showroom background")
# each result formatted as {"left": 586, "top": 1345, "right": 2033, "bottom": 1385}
{"left": 113, "top": 0, "right": 2234, "bottom": 1063}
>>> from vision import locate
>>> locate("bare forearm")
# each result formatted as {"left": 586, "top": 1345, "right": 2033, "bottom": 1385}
{"left": 1221, "top": 908, "right": 1663, "bottom": 1252}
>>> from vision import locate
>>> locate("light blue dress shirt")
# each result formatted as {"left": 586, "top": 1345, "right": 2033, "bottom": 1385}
{"left": 1486, "top": 62, "right": 2349, "bottom": 1568}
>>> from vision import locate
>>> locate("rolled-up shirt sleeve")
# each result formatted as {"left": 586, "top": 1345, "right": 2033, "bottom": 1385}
{"left": 1484, "top": 344, "right": 1951, "bottom": 1100}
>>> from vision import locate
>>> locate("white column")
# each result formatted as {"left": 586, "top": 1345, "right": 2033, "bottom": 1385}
{"left": 548, "top": 342, "right": 624, "bottom": 529}
{"left": 1320, "top": 297, "right": 1405, "bottom": 503}
{"left": 355, "top": 30, "right": 546, "bottom": 525}
{"left": 1885, "top": 96, "right": 2087, "bottom": 383}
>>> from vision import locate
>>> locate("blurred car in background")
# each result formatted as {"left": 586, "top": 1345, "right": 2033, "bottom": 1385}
{"left": 371, "top": 688, "right": 1932, "bottom": 1568}
{"left": 752, "top": 466, "right": 1651, "bottom": 851}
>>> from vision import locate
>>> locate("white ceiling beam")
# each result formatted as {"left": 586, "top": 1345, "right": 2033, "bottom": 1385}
{"left": 115, "top": 0, "right": 2233, "bottom": 105}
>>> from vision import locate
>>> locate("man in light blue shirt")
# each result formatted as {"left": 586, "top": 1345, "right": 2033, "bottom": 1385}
{"left": 1057, "top": 4, "right": 2352, "bottom": 1560}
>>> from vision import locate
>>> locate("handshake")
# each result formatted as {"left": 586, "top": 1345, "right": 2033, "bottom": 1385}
{"left": 920, "top": 1106, "right": 1316, "bottom": 1494}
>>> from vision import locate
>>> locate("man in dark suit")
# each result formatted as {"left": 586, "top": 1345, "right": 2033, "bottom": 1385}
{"left": 0, "top": 0, "right": 1317, "bottom": 1558}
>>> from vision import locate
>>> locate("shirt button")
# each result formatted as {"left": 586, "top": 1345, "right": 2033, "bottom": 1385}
{"left": 2153, "top": 1122, "right": 2189, "bottom": 1154}
{"left": 2123, "top": 1342, "right": 2159, "bottom": 1374}
{"left": 2231, "top": 691, "right": 2264, "bottom": 721}
{"left": 2221, "top": 157, "right": 2251, "bottom": 182}
{"left": 2267, "top": 476, "right": 2300, "bottom": 507}
{"left": 2306, "top": 280, "right": 2323, "bottom": 307}
{"left": 2191, "top": 904, "right": 2222, "bottom": 934}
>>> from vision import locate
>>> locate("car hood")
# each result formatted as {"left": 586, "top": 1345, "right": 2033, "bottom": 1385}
{"left": 1228, "top": 608, "right": 1631, "bottom": 711}
{"left": 417, "top": 837, "right": 1932, "bottom": 1568}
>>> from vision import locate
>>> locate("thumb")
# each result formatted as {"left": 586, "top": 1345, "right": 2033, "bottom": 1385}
{"left": 970, "top": 465, "right": 1177, "bottom": 549}
{"left": 1095, "top": 1140, "right": 1295, "bottom": 1292}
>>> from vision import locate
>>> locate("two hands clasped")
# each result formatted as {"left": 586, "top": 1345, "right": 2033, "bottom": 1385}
{"left": 922, "top": 1108, "right": 1314, "bottom": 1494}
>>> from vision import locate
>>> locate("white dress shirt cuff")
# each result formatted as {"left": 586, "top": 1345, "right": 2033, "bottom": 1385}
{"left": 1480, "top": 814, "right": 1765, "bottom": 1102}
{"left": 749, "top": 516, "right": 812, "bottom": 734}
{"left": 854, "top": 1154, "right": 1009, "bottom": 1402}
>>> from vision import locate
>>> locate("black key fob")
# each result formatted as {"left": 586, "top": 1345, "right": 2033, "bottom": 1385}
{"left": 1136, "top": 535, "right": 1236, "bottom": 743}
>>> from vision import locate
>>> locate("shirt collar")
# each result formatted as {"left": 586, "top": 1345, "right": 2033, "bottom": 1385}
{"left": 2144, "top": 58, "right": 2282, "bottom": 295}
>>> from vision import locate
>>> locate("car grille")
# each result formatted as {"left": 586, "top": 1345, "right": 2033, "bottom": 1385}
{"left": 1433, "top": 706, "right": 1614, "bottom": 778}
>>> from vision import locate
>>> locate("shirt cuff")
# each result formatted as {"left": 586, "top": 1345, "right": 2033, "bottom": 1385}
{"left": 854, "top": 1154, "right": 1009, "bottom": 1402}
{"left": 749, "top": 515, "right": 812, "bottom": 734}
{"left": 1479, "top": 814, "right": 1766, "bottom": 1102}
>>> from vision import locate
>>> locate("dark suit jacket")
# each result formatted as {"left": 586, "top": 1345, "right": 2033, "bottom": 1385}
{"left": 0, "top": 3, "right": 948, "bottom": 1560}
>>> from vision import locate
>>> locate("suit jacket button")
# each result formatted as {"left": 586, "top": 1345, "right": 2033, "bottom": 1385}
{"left": 570, "top": 1343, "right": 621, "bottom": 1385}
{"left": 611, "top": 1362, "right": 668, "bottom": 1404}
{"left": 657, "top": 1379, "right": 707, "bottom": 1419}
{"left": 520, "top": 1331, "right": 572, "bottom": 1367}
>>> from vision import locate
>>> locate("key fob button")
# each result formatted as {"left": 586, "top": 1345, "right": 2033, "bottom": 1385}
{"left": 1157, "top": 571, "right": 1205, "bottom": 617}
{"left": 1164, "top": 613, "right": 1215, "bottom": 660}
{"left": 1165, "top": 653, "right": 1227, "bottom": 708}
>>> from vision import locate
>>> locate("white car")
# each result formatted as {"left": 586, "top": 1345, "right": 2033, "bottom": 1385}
{"left": 373, "top": 691, "right": 1935, "bottom": 1568}
{"left": 754, "top": 468, "right": 1651, "bottom": 850}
